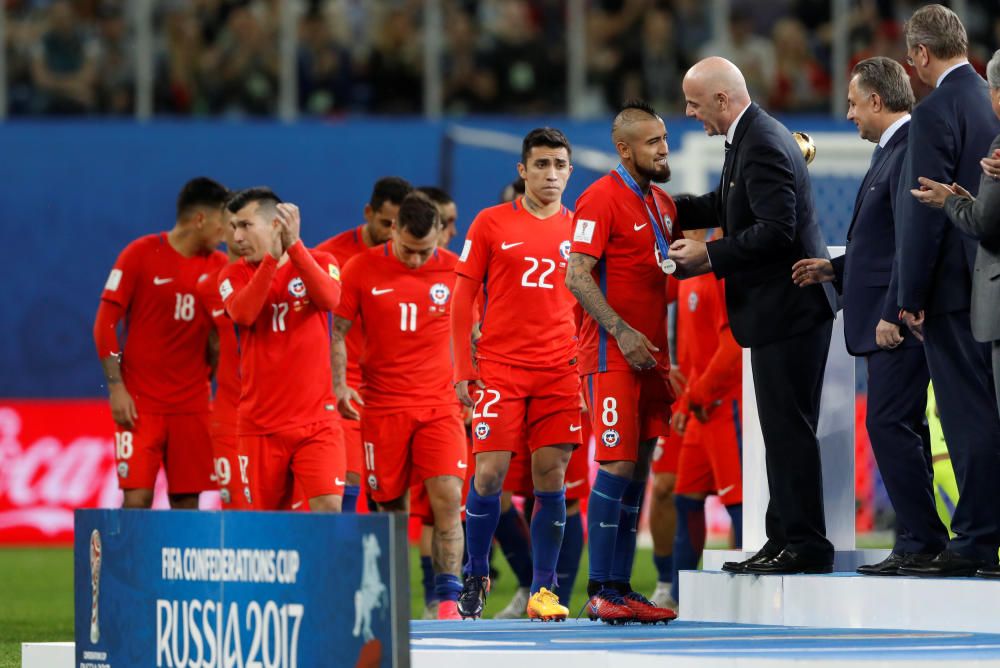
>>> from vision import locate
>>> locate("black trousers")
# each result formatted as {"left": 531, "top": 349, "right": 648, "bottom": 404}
{"left": 923, "top": 309, "right": 1000, "bottom": 562}
{"left": 751, "top": 316, "right": 834, "bottom": 561}
{"left": 865, "top": 345, "right": 944, "bottom": 555}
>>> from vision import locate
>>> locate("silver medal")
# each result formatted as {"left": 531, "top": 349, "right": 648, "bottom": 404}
{"left": 660, "top": 259, "right": 677, "bottom": 275}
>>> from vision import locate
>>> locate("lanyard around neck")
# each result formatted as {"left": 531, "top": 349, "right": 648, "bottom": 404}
{"left": 615, "top": 164, "right": 673, "bottom": 262}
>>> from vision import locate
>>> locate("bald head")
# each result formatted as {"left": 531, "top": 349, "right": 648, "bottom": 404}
{"left": 683, "top": 57, "right": 752, "bottom": 137}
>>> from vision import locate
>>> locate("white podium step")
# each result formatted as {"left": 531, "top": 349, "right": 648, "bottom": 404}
{"left": 21, "top": 642, "right": 73, "bottom": 668}
{"left": 681, "top": 569, "right": 1000, "bottom": 634}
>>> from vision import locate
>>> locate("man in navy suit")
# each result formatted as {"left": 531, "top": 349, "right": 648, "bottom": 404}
{"left": 670, "top": 57, "right": 836, "bottom": 574}
{"left": 792, "top": 57, "right": 943, "bottom": 575}
{"left": 893, "top": 4, "right": 1000, "bottom": 577}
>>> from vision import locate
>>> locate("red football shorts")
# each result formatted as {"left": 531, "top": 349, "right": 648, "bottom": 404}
{"left": 241, "top": 419, "right": 346, "bottom": 510}
{"left": 651, "top": 430, "right": 683, "bottom": 475}
{"left": 210, "top": 423, "right": 250, "bottom": 509}
{"left": 584, "top": 369, "right": 673, "bottom": 464}
{"left": 361, "top": 406, "right": 467, "bottom": 504}
{"left": 471, "top": 359, "right": 583, "bottom": 460}
{"left": 341, "top": 412, "right": 364, "bottom": 477}
{"left": 674, "top": 397, "right": 743, "bottom": 505}
{"left": 114, "top": 411, "right": 214, "bottom": 494}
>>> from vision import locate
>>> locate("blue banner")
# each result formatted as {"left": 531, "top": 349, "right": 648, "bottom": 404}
{"left": 74, "top": 509, "right": 409, "bottom": 668}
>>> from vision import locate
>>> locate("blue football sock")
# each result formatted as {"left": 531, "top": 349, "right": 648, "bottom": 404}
{"left": 420, "top": 555, "right": 436, "bottom": 605}
{"left": 530, "top": 489, "right": 566, "bottom": 593}
{"left": 434, "top": 573, "right": 462, "bottom": 602}
{"left": 671, "top": 495, "right": 706, "bottom": 603}
{"left": 587, "top": 469, "right": 630, "bottom": 584}
{"left": 494, "top": 505, "right": 533, "bottom": 588}
{"left": 464, "top": 479, "right": 501, "bottom": 577}
{"left": 610, "top": 478, "right": 646, "bottom": 584}
{"left": 653, "top": 553, "right": 674, "bottom": 584}
{"left": 341, "top": 484, "right": 360, "bottom": 513}
{"left": 555, "top": 510, "right": 584, "bottom": 607}
{"left": 726, "top": 503, "right": 743, "bottom": 548}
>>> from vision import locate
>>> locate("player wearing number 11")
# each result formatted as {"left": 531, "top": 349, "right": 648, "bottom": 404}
{"left": 93, "top": 177, "right": 230, "bottom": 510}
{"left": 452, "top": 128, "right": 581, "bottom": 622}
{"left": 218, "top": 188, "right": 345, "bottom": 512}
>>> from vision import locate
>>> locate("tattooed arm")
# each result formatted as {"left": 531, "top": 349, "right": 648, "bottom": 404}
{"left": 565, "top": 252, "right": 659, "bottom": 370}
{"left": 331, "top": 315, "right": 363, "bottom": 420}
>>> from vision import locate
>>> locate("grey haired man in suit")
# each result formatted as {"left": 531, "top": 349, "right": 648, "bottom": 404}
{"left": 911, "top": 49, "right": 1000, "bottom": 579}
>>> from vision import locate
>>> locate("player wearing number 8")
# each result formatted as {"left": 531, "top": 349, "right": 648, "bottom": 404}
{"left": 452, "top": 128, "right": 581, "bottom": 622}
{"left": 218, "top": 188, "right": 346, "bottom": 512}
{"left": 333, "top": 192, "right": 467, "bottom": 619}
{"left": 93, "top": 178, "right": 230, "bottom": 509}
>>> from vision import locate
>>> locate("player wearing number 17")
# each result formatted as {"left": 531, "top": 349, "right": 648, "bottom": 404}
{"left": 93, "top": 177, "right": 230, "bottom": 510}
{"left": 453, "top": 128, "right": 581, "bottom": 622}
{"left": 218, "top": 188, "right": 346, "bottom": 512}
{"left": 566, "top": 101, "right": 679, "bottom": 624}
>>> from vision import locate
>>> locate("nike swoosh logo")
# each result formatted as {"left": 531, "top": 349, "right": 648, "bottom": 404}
{"left": 335, "top": 478, "right": 346, "bottom": 486}
{"left": 211, "top": 309, "right": 225, "bottom": 318}
{"left": 599, "top": 522, "right": 618, "bottom": 528}
{"left": 466, "top": 511, "right": 489, "bottom": 518}
{"left": 291, "top": 501, "right": 304, "bottom": 509}
{"left": 500, "top": 242, "right": 524, "bottom": 250}
{"left": 718, "top": 484, "right": 736, "bottom": 496}
{"left": 565, "top": 479, "right": 585, "bottom": 489}
{"left": 554, "top": 521, "right": 566, "bottom": 527}
{"left": 569, "top": 425, "right": 582, "bottom": 432}
{"left": 633, "top": 223, "right": 647, "bottom": 231}
{"left": 457, "top": 461, "right": 468, "bottom": 469}
{"left": 153, "top": 277, "right": 174, "bottom": 285}
{"left": 371, "top": 287, "right": 394, "bottom": 295}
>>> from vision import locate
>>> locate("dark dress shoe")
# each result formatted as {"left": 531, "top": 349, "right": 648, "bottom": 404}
{"left": 722, "top": 547, "right": 780, "bottom": 574}
{"left": 976, "top": 564, "right": 1000, "bottom": 579}
{"left": 857, "top": 552, "right": 935, "bottom": 576}
{"left": 743, "top": 549, "right": 833, "bottom": 575}
{"left": 897, "top": 549, "right": 986, "bottom": 577}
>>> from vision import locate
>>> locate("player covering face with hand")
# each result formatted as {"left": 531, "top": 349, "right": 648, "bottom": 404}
{"left": 218, "top": 188, "right": 345, "bottom": 512}
{"left": 452, "top": 128, "right": 581, "bottom": 621}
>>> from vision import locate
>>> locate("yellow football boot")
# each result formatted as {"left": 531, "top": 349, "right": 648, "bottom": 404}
{"left": 526, "top": 587, "right": 569, "bottom": 622}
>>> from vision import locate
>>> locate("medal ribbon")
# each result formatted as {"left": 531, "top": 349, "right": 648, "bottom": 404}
{"left": 615, "top": 164, "right": 673, "bottom": 263}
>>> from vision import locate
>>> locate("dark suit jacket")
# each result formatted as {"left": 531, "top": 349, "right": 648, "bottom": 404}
{"left": 831, "top": 120, "right": 918, "bottom": 355}
{"left": 894, "top": 64, "right": 1000, "bottom": 315}
{"left": 944, "top": 133, "right": 1000, "bottom": 342}
{"left": 675, "top": 103, "right": 834, "bottom": 348}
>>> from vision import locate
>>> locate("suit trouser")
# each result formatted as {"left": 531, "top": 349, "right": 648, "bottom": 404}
{"left": 865, "top": 345, "right": 945, "bottom": 554}
{"left": 751, "top": 316, "right": 834, "bottom": 561}
{"left": 923, "top": 310, "right": 1000, "bottom": 562}
{"left": 993, "top": 341, "right": 1000, "bottom": 421}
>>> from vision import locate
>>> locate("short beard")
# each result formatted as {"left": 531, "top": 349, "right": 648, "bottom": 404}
{"left": 638, "top": 161, "right": 671, "bottom": 184}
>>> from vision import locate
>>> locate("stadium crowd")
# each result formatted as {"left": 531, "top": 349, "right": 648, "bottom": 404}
{"left": 8, "top": 0, "right": 1000, "bottom": 117}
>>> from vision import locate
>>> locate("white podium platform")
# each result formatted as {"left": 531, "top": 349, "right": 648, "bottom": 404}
{"left": 702, "top": 549, "right": 892, "bottom": 573}
{"left": 681, "top": 570, "right": 1000, "bottom": 634}
{"left": 21, "top": 642, "right": 72, "bottom": 668}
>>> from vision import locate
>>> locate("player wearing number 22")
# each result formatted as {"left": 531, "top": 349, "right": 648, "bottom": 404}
{"left": 453, "top": 128, "right": 581, "bottom": 622}
{"left": 566, "top": 101, "right": 679, "bottom": 624}
{"left": 218, "top": 188, "right": 345, "bottom": 512}
{"left": 93, "top": 177, "right": 230, "bottom": 510}
{"left": 333, "top": 191, "right": 468, "bottom": 620}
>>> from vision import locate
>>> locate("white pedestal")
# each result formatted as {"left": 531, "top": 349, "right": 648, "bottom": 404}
{"left": 21, "top": 642, "right": 73, "bottom": 668}
{"left": 681, "top": 570, "right": 1000, "bottom": 634}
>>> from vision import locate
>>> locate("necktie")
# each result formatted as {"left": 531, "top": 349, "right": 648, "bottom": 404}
{"left": 869, "top": 144, "right": 883, "bottom": 169}
{"left": 721, "top": 141, "right": 734, "bottom": 201}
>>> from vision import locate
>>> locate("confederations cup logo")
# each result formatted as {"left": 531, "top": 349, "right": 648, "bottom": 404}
{"left": 559, "top": 240, "right": 571, "bottom": 260}
{"left": 288, "top": 277, "right": 307, "bottom": 298}
{"left": 601, "top": 429, "right": 620, "bottom": 447}
{"left": 474, "top": 422, "right": 490, "bottom": 440}
{"left": 429, "top": 283, "right": 450, "bottom": 306}
{"left": 89, "top": 529, "right": 102, "bottom": 644}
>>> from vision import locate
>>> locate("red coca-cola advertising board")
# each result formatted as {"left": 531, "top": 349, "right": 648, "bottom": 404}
{"left": 0, "top": 400, "right": 221, "bottom": 545}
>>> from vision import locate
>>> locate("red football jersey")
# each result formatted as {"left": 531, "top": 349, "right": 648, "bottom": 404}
{"left": 570, "top": 172, "right": 679, "bottom": 375}
{"left": 218, "top": 243, "right": 342, "bottom": 435}
{"left": 677, "top": 274, "right": 741, "bottom": 405}
{"left": 457, "top": 199, "right": 577, "bottom": 368}
{"left": 99, "top": 233, "right": 227, "bottom": 413}
{"left": 196, "top": 267, "right": 240, "bottom": 430}
{"left": 336, "top": 243, "right": 459, "bottom": 412}
{"left": 315, "top": 226, "right": 369, "bottom": 391}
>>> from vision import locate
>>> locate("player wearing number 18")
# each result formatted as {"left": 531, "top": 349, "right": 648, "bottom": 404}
{"left": 93, "top": 177, "right": 230, "bottom": 509}
{"left": 218, "top": 188, "right": 345, "bottom": 512}
{"left": 333, "top": 191, "right": 467, "bottom": 620}
{"left": 452, "top": 128, "right": 581, "bottom": 622}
